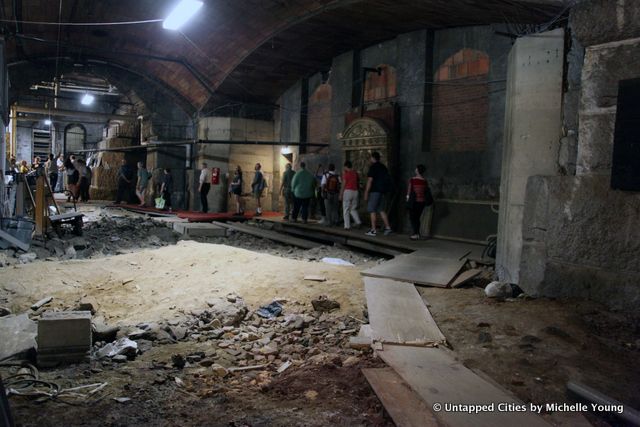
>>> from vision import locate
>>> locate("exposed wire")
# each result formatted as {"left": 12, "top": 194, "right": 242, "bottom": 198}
{"left": 0, "top": 18, "right": 163, "bottom": 26}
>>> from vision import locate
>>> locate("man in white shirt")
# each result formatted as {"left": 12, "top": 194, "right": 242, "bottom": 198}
{"left": 55, "top": 154, "right": 64, "bottom": 193}
{"left": 199, "top": 162, "right": 212, "bottom": 213}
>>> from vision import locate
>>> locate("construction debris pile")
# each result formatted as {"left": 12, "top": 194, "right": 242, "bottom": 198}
{"left": 93, "top": 294, "right": 368, "bottom": 380}
{"left": 0, "top": 215, "right": 180, "bottom": 266}
{"left": 1, "top": 291, "right": 375, "bottom": 409}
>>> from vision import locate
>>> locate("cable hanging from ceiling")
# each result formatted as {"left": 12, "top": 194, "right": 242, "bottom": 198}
{"left": 0, "top": 18, "right": 163, "bottom": 26}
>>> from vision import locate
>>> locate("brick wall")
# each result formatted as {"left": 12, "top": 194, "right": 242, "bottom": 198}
{"left": 364, "top": 64, "right": 397, "bottom": 102}
{"left": 432, "top": 49, "right": 489, "bottom": 151}
{"left": 307, "top": 83, "right": 332, "bottom": 145}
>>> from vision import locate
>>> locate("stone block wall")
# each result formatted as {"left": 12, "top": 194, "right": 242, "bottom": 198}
{"left": 518, "top": 0, "right": 640, "bottom": 311}
{"left": 520, "top": 175, "right": 640, "bottom": 310}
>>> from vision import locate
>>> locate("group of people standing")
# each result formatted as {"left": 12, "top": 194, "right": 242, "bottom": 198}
{"left": 277, "top": 151, "right": 432, "bottom": 239}
{"left": 9, "top": 153, "right": 92, "bottom": 203}
{"left": 115, "top": 160, "right": 173, "bottom": 211}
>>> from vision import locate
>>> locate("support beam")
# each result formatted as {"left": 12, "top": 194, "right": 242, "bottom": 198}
{"left": 12, "top": 105, "right": 136, "bottom": 122}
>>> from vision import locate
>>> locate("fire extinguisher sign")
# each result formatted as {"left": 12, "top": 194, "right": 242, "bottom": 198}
{"left": 211, "top": 167, "right": 220, "bottom": 185}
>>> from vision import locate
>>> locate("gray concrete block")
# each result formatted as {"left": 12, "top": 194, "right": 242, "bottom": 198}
{"left": 37, "top": 311, "right": 92, "bottom": 364}
{"left": 0, "top": 313, "right": 37, "bottom": 361}
{"left": 173, "top": 222, "right": 227, "bottom": 237}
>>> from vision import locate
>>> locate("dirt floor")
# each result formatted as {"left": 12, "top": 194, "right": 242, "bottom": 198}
{"left": 420, "top": 286, "right": 640, "bottom": 422}
{"left": 2, "top": 208, "right": 639, "bottom": 426}
{"left": 1, "top": 241, "right": 367, "bottom": 325}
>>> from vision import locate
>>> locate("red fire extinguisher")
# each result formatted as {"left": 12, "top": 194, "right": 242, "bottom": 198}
{"left": 211, "top": 167, "right": 220, "bottom": 185}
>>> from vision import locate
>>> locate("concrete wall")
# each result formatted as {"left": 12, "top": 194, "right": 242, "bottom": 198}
{"left": 193, "top": 117, "right": 281, "bottom": 213}
{"left": 518, "top": 0, "right": 640, "bottom": 311}
{"left": 275, "top": 26, "right": 512, "bottom": 228}
{"left": 496, "top": 28, "right": 565, "bottom": 284}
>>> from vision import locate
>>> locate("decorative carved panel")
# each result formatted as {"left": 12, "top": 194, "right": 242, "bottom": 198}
{"left": 339, "top": 117, "right": 393, "bottom": 189}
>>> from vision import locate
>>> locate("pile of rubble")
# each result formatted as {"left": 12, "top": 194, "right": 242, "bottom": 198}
{"left": 92, "top": 294, "right": 369, "bottom": 388}
{"left": 0, "top": 215, "right": 180, "bottom": 266}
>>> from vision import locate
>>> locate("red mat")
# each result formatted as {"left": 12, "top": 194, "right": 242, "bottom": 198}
{"left": 107, "top": 204, "right": 180, "bottom": 216}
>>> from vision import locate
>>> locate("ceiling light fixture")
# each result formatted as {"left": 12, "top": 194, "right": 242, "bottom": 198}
{"left": 81, "top": 93, "right": 95, "bottom": 105}
{"left": 162, "top": 0, "right": 203, "bottom": 30}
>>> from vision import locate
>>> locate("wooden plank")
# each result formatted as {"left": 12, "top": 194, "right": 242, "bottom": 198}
{"left": 0, "top": 229, "right": 30, "bottom": 252}
{"left": 362, "top": 367, "right": 441, "bottom": 427}
{"left": 344, "top": 238, "right": 403, "bottom": 257}
{"left": 378, "top": 346, "right": 551, "bottom": 427}
{"left": 450, "top": 269, "right": 482, "bottom": 288}
{"left": 364, "top": 277, "right": 446, "bottom": 346}
{"left": 213, "top": 221, "right": 319, "bottom": 249}
{"left": 361, "top": 253, "right": 466, "bottom": 287}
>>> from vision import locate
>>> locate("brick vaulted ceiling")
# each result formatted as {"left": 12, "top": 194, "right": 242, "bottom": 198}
{"left": 3, "top": 0, "right": 568, "bottom": 115}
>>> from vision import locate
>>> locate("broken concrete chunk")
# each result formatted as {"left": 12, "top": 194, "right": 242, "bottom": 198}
{"left": 210, "top": 363, "right": 229, "bottom": 377}
{"left": 31, "top": 296, "right": 53, "bottom": 311}
{"left": 206, "top": 297, "right": 248, "bottom": 326}
{"left": 484, "top": 281, "right": 512, "bottom": 298}
{"left": 311, "top": 296, "right": 340, "bottom": 313}
{"left": 18, "top": 252, "right": 37, "bottom": 264}
{"left": 0, "top": 313, "right": 37, "bottom": 361}
{"left": 92, "top": 321, "right": 119, "bottom": 343}
{"left": 96, "top": 337, "right": 138, "bottom": 359}
{"left": 304, "top": 275, "right": 327, "bottom": 282}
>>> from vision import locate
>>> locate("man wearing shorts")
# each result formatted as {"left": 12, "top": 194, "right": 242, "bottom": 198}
{"left": 364, "top": 151, "right": 392, "bottom": 236}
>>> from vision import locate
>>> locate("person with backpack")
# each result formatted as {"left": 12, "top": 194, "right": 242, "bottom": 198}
{"left": 340, "top": 160, "right": 362, "bottom": 230}
{"left": 321, "top": 163, "right": 341, "bottom": 226}
{"left": 406, "top": 164, "right": 433, "bottom": 240}
{"left": 252, "top": 162, "right": 266, "bottom": 216}
{"left": 364, "top": 151, "right": 393, "bottom": 236}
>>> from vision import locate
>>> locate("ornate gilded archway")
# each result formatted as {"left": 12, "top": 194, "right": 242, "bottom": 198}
{"left": 339, "top": 117, "right": 393, "bottom": 189}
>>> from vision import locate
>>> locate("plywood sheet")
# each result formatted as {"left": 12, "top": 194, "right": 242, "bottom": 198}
{"left": 378, "top": 345, "right": 550, "bottom": 427}
{"left": 450, "top": 269, "right": 482, "bottom": 288}
{"left": 361, "top": 253, "right": 466, "bottom": 287}
{"left": 362, "top": 367, "right": 441, "bottom": 427}
{"left": 364, "top": 278, "right": 446, "bottom": 346}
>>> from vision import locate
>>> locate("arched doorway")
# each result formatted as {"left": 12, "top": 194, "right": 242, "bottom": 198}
{"left": 64, "top": 124, "right": 86, "bottom": 154}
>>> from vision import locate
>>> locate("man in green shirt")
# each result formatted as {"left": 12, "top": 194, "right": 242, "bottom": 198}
{"left": 280, "top": 163, "right": 295, "bottom": 220}
{"left": 291, "top": 162, "right": 316, "bottom": 224}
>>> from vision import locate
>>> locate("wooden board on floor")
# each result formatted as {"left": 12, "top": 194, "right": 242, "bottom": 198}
{"left": 378, "top": 345, "right": 550, "bottom": 427}
{"left": 450, "top": 268, "right": 482, "bottom": 288}
{"left": 361, "top": 253, "right": 466, "bottom": 287}
{"left": 213, "top": 221, "right": 320, "bottom": 249}
{"left": 362, "top": 367, "right": 441, "bottom": 427}
{"left": 364, "top": 278, "right": 446, "bottom": 346}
